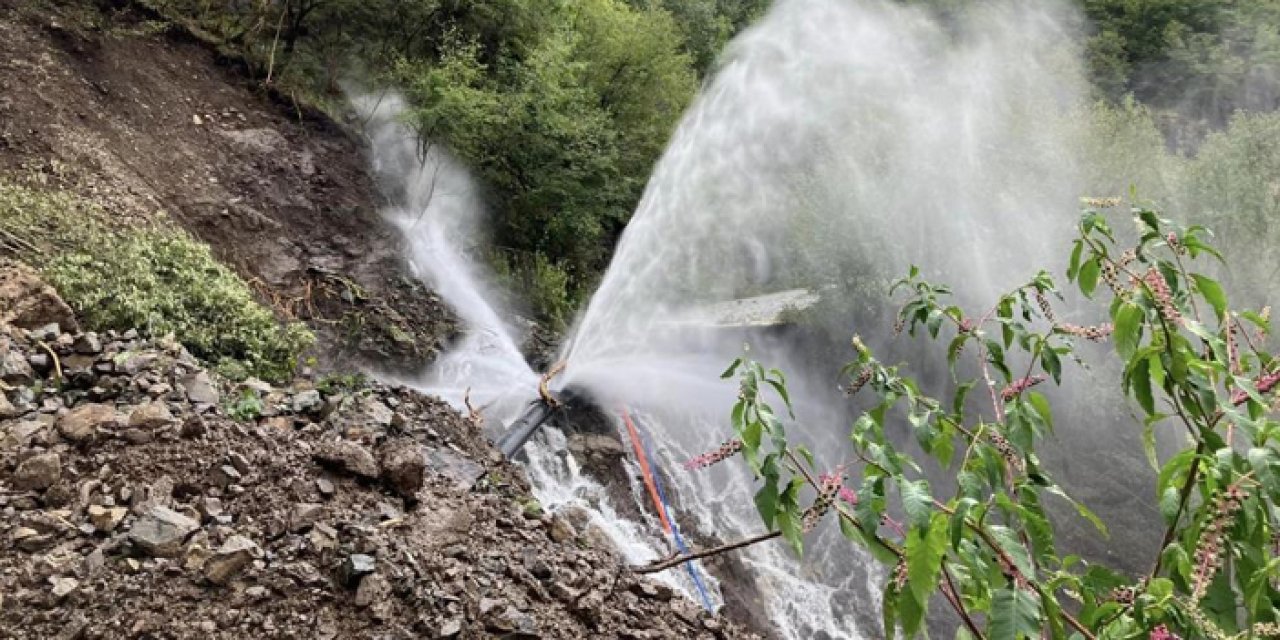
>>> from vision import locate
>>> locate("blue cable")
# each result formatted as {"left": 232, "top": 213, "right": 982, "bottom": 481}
{"left": 630, "top": 410, "right": 715, "bottom": 612}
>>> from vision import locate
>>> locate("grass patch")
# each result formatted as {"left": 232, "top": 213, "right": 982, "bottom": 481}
{"left": 0, "top": 180, "right": 312, "bottom": 381}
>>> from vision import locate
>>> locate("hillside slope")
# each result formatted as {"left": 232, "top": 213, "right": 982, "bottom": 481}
{"left": 0, "top": 0, "right": 454, "bottom": 373}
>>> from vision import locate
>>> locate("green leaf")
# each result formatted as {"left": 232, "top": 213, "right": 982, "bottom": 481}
{"left": 950, "top": 498, "right": 978, "bottom": 550}
{"left": 988, "top": 588, "right": 1042, "bottom": 640}
{"left": 754, "top": 475, "right": 779, "bottom": 528}
{"left": 1141, "top": 422, "right": 1159, "bottom": 472}
{"left": 1078, "top": 256, "right": 1100, "bottom": 298}
{"left": 900, "top": 479, "right": 933, "bottom": 530}
{"left": 1041, "top": 348, "right": 1062, "bottom": 385}
{"left": 1113, "top": 302, "right": 1144, "bottom": 360}
{"left": 720, "top": 357, "right": 743, "bottom": 379}
{"left": 777, "top": 509, "right": 803, "bottom": 556}
{"left": 1190, "top": 274, "right": 1227, "bottom": 322}
{"left": 905, "top": 514, "right": 947, "bottom": 608}
{"left": 1130, "top": 356, "right": 1155, "bottom": 415}
{"left": 1067, "top": 240, "right": 1083, "bottom": 281}
{"left": 1027, "top": 392, "right": 1053, "bottom": 432}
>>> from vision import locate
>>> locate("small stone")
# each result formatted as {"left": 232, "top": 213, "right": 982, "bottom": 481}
{"left": 128, "top": 403, "right": 174, "bottom": 429}
{"left": 73, "top": 333, "right": 102, "bottom": 354}
{"left": 289, "top": 503, "right": 323, "bottom": 532}
{"left": 13, "top": 452, "right": 60, "bottom": 490}
{"left": 197, "top": 496, "right": 223, "bottom": 521}
{"left": 316, "top": 478, "right": 335, "bottom": 498}
{"left": 50, "top": 577, "right": 78, "bottom": 599}
{"left": 0, "top": 394, "right": 18, "bottom": 419}
{"left": 181, "top": 372, "right": 219, "bottom": 405}
{"left": 180, "top": 415, "right": 206, "bottom": 438}
{"left": 57, "top": 404, "right": 124, "bottom": 442}
{"left": 207, "top": 465, "right": 242, "bottom": 488}
{"left": 548, "top": 517, "right": 577, "bottom": 544}
{"left": 130, "top": 506, "right": 200, "bottom": 557}
{"left": 2, "top": 419, "right": 45, "bottom": 449}
{"left": 203, "top": 535, "right": 260, "bottom": 585}
{"left": 26, "top": 352, "right": 51, "bottom": 374}
{"left": 437, "top": 618, "right": 463, "bottom": 638}
{"left": 192, "top": 114, "right": 203, "bottom": 125}
{"left": 292, "top": 390, "right": 323, "bottom": 414}
{"left": 227, "top": 452, "right": 251, "bottom": 475}
{"left": 87, "top": 505, "right": 128, "bottom": 533}
{"left": 354, "top": 573, "right": 390, "bottom": 607}
{"left": 31, "top": 323, "right": 61, "bottom": 342}
{"left": 314, "top": 440, "right": 378, "bottom": 479}
{"left": 338, "top": 554, "right": 375, "bottom": 586}
{"left": 379, "top": 441, "right": 425, "bottom": 499}
{"left": 0, "top": 350, "right": 34, "bottom": 385}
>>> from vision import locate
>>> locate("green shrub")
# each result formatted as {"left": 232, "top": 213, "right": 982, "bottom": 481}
{"left": 224, "top": 387, "right": 265, "bottom": 422}
{"left": 1, "top": 181, "right": 312, "bottom": 381}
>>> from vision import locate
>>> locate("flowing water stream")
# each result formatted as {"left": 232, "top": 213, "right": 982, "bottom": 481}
{"left": 360, "top": 0, "right": 1113, "bottom": 636}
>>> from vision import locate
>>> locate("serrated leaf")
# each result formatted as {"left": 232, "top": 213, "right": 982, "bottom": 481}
{"left": 900, "top": 479, "right": 933, "bottom": 531}
{"left": 1190, "top": 274, "right": 1227, "bottom": 322}
{"left": 905, "top": 515, "right": 947, "bottom": 608}
{"left": 988, "top": 588, "right": 1042, "bottom": 640}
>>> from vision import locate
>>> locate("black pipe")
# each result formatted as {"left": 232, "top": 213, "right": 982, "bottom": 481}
{"left": 496, "top": 400, "right": 558, "bottom": 458}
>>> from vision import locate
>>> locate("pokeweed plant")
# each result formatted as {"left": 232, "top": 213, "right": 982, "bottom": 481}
{"left": 693, "top": 201, "right": 1280, "bottom": 638}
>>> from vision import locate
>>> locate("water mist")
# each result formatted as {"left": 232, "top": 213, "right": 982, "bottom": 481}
{"left": 355, "top": 93, "right": 697, "bottom": 597}
{"left": 359, "top": 0, "right": 1165, "bottom": 636}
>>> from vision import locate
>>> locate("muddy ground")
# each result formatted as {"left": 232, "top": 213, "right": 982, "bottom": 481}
{"left": 0, "top": 0, "right": 456, "bottom": 373}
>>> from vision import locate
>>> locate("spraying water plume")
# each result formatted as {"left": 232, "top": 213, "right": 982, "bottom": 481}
{"left": 358, "top": 0, "right": 1182, "bottom": 636}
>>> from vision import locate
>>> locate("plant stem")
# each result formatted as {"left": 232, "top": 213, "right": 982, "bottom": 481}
{"left": 942, "top": 561, "right": 987, "bottom": 640}
{"left": 1150, "top": 440, "right": 1205, "bottom": 579}
{"left": 633, "top": 530, "right": 782, "bottom": 574}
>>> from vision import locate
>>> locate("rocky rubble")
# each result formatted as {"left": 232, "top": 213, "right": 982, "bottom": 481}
{"left": 0, "top": 269, "right": 758, "bottom": 639}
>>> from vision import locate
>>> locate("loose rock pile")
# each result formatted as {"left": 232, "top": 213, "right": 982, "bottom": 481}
{"left": 0, "top": 267, "right": 757, "bottom": 639}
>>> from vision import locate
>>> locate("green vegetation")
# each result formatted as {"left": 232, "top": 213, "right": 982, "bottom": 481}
{"left": 224, "top": 387, "right": 266, "bottom": 421}
{"left": 705, "top": 204, "right": 1280, "bottom": 637}
{"left": 0, "top": 181, "right": 312, "bottom": 381}
{"left": 144, "top": 0, "right": 764, "bottom": 323}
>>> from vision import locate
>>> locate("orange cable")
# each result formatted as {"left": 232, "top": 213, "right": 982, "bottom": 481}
{"left": 620, "top": 407, "right": 672, "bottom": 534}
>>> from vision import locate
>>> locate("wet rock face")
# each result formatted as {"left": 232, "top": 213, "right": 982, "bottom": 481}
{"left": 0, "top": 264, "right": 758, "bottom": 639}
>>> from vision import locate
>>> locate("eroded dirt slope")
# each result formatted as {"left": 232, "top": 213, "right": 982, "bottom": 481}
{"left": 0, "top": 0, "right": 455, "bottom": 372}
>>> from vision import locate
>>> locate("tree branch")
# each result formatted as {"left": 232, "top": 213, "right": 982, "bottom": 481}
{"left": 632, "top": 530, "right": 781, "bottom": 575}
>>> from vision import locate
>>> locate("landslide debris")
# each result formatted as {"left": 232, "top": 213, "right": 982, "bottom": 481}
{"left": 0, "top": 266, "right": 756, "bottom": 639}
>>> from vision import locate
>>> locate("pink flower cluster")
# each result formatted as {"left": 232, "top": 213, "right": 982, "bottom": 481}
{"left": 1000, "top": 375, "right": 1046, "bottom": 401}
{"left": 1192, "top": 484, "right": 1246, "bottom": 601}
{"left": 1230, "top": 370, "right": 1280, "bottom": 406}
{"left": 1056, "top": 322, "right": 1114, "bottom": 341}
{"left": 1142, "top": 268, "right": 1182, "bottom": 325}
{"left": 1149, "top": 624, "right": 1181, "bottom": 640}
{"left": 683, "top": 438, "right": 744, "bottom": 470}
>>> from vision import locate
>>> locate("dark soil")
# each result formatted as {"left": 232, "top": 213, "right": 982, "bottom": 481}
{"left": 0, "top": 0, "right": 456, "bottom": 373}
